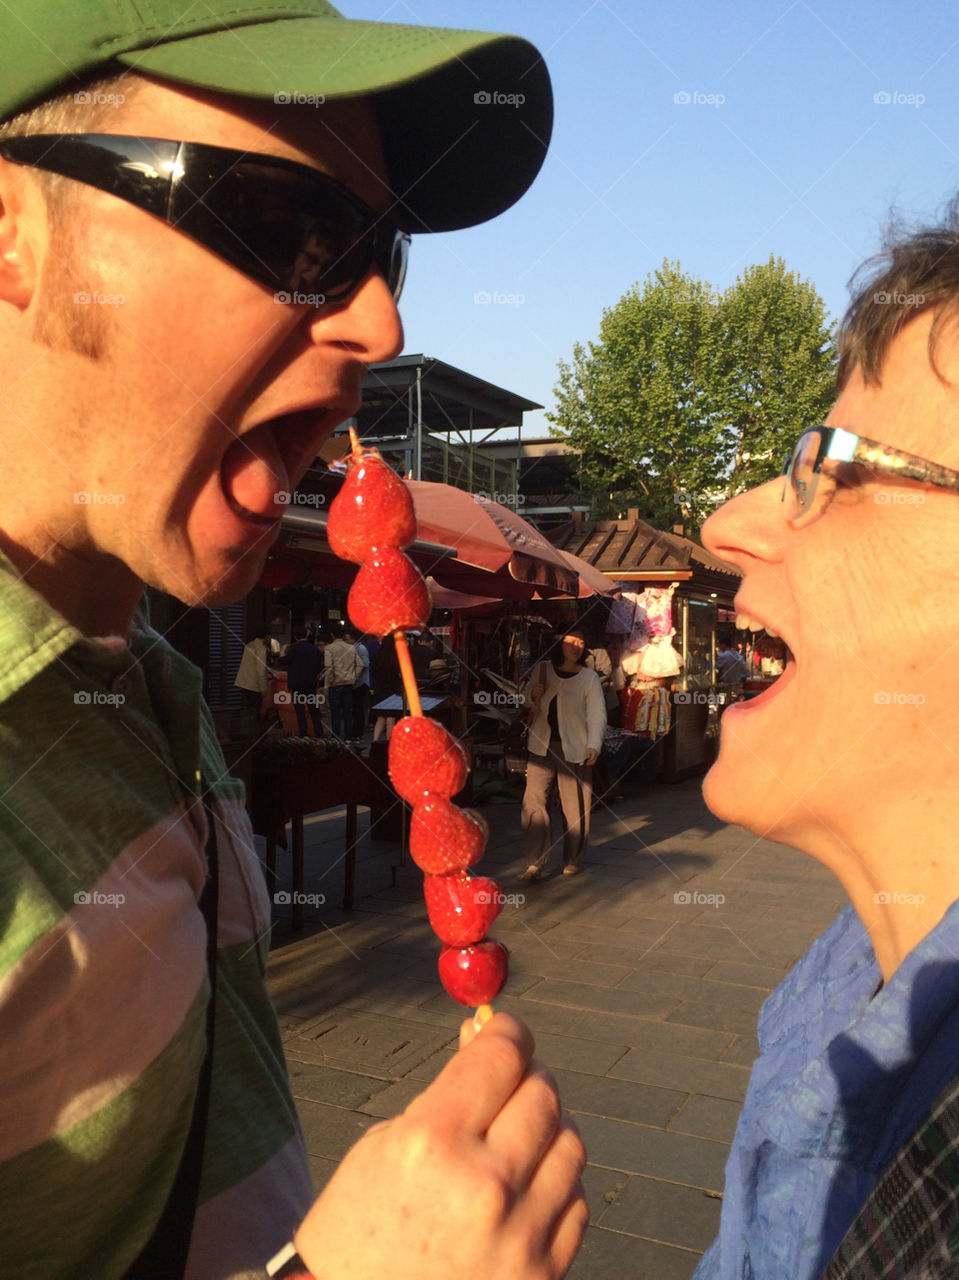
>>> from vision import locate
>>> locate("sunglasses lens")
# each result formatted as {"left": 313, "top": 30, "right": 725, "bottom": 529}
{"left": 386, "top": 232, "right": 410, "bottom": 302}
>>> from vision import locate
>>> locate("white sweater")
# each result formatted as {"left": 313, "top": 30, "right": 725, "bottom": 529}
{"left": 525, "top": 665, "right": 607, "bottom": 764}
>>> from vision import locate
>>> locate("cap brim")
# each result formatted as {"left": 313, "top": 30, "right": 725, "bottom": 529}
{"left": 117, "top": 18, "right": 552, "bottom": 233}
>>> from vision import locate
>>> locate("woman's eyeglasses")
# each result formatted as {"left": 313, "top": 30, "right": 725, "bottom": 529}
{"left": 781, "top": 425, "right": 959, "bottom": 528}
{"left": 0, "top": 133, "right": 410, "bottom": 305}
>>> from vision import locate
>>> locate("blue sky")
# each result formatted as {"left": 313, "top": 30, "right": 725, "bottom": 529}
{"left": 346, "top": 0, "right": 959, "bottom": 436}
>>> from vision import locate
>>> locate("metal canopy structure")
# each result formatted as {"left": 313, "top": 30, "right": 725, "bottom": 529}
{"left": 340, "top": 354, "right": 542, "bottom": 495}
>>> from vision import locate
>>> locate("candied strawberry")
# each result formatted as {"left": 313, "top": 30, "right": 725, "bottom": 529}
{"left": 389, "top": 717, "right": 469, "bottom": 803}
{"left": 327, "top": 451, "right": 415, "bottom": 563}
{"left": 347, "top": 548, "right": 430, "bottom": 637}
{"left": 423, "top": 873, "right": 501, "bottom": 946}
{"left": 438, "top": 939, "right": 509, "bottom": 1007}
{"left": 409, "top": 796, "right": 487, "bottom": 874}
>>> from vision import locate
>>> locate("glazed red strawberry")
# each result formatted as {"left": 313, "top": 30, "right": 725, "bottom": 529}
{"left": 347, "top": 548, "right": 430, "bottom": 637}
{"left": 327, "top": 450, "right": 415, "bottom": 563}
{"left": 410, "top": 796, "right": 487, "bottom": 874}
{"left": 438, "top": 939, "right": 509, "bottom": 1007}
{"left": 389, "top": 717, "right": 468, "bottom": 803}
{"left": 423, "top": 873, "right": 501, "bottom": 946}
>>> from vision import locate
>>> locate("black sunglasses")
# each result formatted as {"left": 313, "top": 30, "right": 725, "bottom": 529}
{"left": 0, "top": 133, "right": 410, "bottom": 305}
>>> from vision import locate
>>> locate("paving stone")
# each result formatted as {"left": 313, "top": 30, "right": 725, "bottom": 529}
{"left": 306, "top": 1154, "right": 340, "bottom": 1194}
{"left": 358, "top": 1076, "right": 424, "bottom": 1118}
{"left": 669, "top": 1093, "right": 744, "bottom": 1143}
{"left": 610, "top": 1048, "right": 751, "bottom": 1103}
{"left": 636, "top": 950, "right": 713, "bottom": 977}
{"left": 521, "top": 977, "right": 682, "bottom": 1020}
{"left": 721, "top": 1034, "right": 761, "bottom": 1067}
{"left": 285, "top": 1009, "right": 452, "bottom": 1077}
{"left": 581, "top": 1164, "right": 629, "bottom": 1225}
{"left": 704, "top": 959, "right": 788, "bottom": 988}
{"left": 652, "top": 922, "right": 769, "bottom": 961}
{"left": 285, "top": 1061, "right": 384, "bottom": 1109}
{"left": 599, "top": 1174, "right": 722, "bottom": 1252}
{"left": 541, "top": 919, "right": 679, "bottom": 951}
{"left": 761, "top": 901, "right": 845, "bottom": 927}
{"left": 575, "top": 1113, "right": 729, "bottom": 1190}
{"left": 617, "top": 969, "right": 769, "bottom": 1014}
{"left": 568, "top": 1225, "right": 701, "bottom": 1280}
{"left": 570, "top": 1009, "right": 734, "bottom": 1060}
{"left": 296, "top": 1098, "right": 380, "bottom": 1162}
{"left": 665, "top": 999, "right": 762, "bottom": 1037}
{"left": 552, "top": 1067, "right": 686, "bottom": 1128}
{"left": 507, "top": 954, "right": 635, "bottom": 988}
{"left": 464, "top": 991, "right": 588, "bottom": 1036}
{"left": 526, "top": 1030, "right": 630, "bottom": 1076}
{"left": 403, "top": 1042, "right": 458, "bottom": 1082}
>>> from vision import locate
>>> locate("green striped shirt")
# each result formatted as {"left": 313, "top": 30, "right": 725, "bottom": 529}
{"left": 0, "top": 558, "right": 312, "bottom": 1278}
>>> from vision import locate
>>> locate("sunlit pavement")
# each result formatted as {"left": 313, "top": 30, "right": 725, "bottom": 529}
{"left": 264, "top": 776, "right": 847, "bottom": 1278}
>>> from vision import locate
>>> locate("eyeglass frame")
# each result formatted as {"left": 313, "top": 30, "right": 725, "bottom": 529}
{"left": 0, "top": 132, "right": 410, "bottom": 305}
{"left": 780, "top": 425, "right": 959, "bottom": 527}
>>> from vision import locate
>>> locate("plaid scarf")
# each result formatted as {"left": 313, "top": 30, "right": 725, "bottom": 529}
{"left": 824, "top": 1071, "right": 959, "bottom": 1278}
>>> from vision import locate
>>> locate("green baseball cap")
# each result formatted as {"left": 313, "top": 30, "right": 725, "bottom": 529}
{"left": 0, "top": 0, "right": 552, "bottom": 233}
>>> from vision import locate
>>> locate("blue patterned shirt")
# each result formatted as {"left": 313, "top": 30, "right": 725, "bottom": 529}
{"left": 695, "top": 900, "right": 959, "bottom": 1279}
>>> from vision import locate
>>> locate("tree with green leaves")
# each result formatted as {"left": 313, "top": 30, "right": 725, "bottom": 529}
{"left": 549, "top": 256, "right": 836, "bottom": 533}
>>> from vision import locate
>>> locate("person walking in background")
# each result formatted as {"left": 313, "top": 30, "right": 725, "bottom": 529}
{"left": 353, "top": 634, "right": 372, "bottom": 738}
{"left": 234, "top": 629, "right": 277, "bottom": 734}
{"left": 325, "top": 628, "right": 362, "bottom": 741}
{"left": 519, "top": 627, "right": 607, "bottom": 881}
{"left": 284, "top": 631, "right": 325, "bottom": 737}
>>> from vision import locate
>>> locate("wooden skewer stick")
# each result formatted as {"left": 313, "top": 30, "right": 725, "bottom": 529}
{"left": 394, "top": 628, "right": 422, "bottom": 718}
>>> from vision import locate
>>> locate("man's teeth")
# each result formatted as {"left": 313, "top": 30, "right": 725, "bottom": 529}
{"left": 735, "top": 612, "right": 781, "bottom": 638}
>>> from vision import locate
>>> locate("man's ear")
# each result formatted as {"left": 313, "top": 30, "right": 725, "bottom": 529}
{"left": 0, "top": 161, "right": 41, "bottom": 307}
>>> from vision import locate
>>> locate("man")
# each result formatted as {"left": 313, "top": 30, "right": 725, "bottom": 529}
{"left": 0, "top": 4, "right": 586, "bottom": 1278}
{"left": 323, "top": 626, "right": 360, "bottom": 740}
{"left": 284, "top": 630, "right": 325, "bottom": 736}
{"left": 714, "top": 631, "right": 747, "bottom": 686}
{"left": 694, "top": 211, "right": 959, "bottom": 1276}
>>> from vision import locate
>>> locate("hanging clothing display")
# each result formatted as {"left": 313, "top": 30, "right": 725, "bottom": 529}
{"left": 621, "top": 684, "right": 671, "bottom": 738}
{"left": 606, "top": 584, "right": 682, "bottom": 677}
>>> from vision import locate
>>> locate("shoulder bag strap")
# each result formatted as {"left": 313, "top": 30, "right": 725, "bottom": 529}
{"left": 124, "top": 783, "right": 220, "bottom": 1278}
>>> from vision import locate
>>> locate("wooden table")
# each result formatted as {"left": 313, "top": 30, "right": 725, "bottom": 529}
{"left": 250, "top": 757, "right": 389, "bottom": 927}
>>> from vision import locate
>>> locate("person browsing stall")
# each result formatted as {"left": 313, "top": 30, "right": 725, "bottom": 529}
{"left": 519, "top": 627, "right": 607, "bottom": 882}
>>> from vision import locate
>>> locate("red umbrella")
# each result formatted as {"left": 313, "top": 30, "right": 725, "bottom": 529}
{"left": 407, "top": 482, "right": 579, "bottom": 595}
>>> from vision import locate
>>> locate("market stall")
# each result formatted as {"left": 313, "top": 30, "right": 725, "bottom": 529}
{"left": 547, "top": 510, "right": 743, "bottom": 781}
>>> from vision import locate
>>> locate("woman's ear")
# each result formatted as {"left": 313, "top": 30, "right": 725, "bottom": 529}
{"left": 0, "top": 162, "right": 41, "bottom": 307}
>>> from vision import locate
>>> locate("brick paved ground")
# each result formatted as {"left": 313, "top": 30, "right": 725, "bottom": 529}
{"left": 265, "top": 772, "right": 848, "bottom": 1278}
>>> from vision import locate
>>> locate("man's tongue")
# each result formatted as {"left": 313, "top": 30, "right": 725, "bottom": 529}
{"left": 222, "top": 430, "right": 289, "bottom": 523}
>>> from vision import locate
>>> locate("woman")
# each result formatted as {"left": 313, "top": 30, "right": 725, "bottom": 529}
{"left": 692, "top": 211, "right": 959, "bottom": 1278}
{"left": 518, "top": 628, "right": 607, "bottom": 881}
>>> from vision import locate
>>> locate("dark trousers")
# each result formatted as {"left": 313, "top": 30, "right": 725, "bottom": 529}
{"left": 291, "top": 687, "right": 323, "bottom": 737}
{"left": 330, "top": 683, "right": 354, "bottom": 739}
{"left": 521, "top": 744, "right": 593, "bottom": 870}
{"left": 353, "top": 684, "right": 371, "bottom": 736}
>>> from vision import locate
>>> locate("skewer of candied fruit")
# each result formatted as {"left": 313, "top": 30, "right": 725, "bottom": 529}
{"left": 326, "top": 430, "right": 508, "bottom": 1014}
